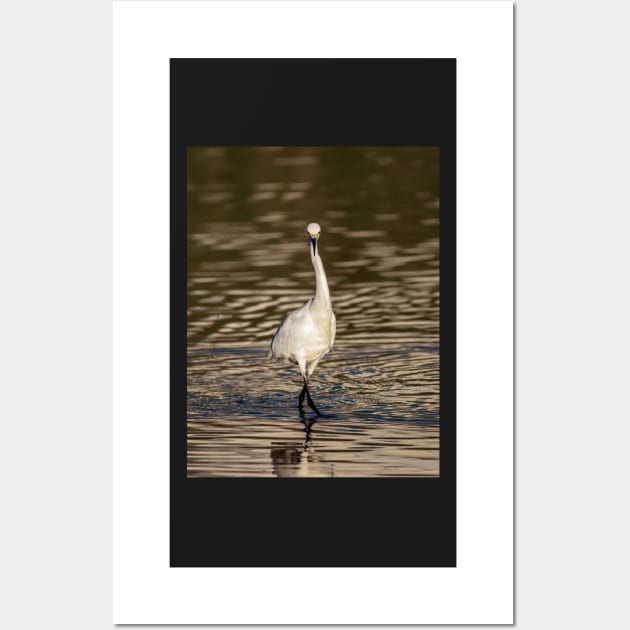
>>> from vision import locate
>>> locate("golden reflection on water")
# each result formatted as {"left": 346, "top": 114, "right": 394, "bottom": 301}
{"left": 187, "top": 147, "right": 440, "bottom": 477}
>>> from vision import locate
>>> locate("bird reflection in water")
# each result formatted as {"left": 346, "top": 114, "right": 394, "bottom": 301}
{"left": 270, "top": 416, "right": 334, "bottom": 477}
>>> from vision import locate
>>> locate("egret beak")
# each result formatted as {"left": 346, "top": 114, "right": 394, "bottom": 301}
{"left": 310, "top": 236, "right": 317, "bottom": 256}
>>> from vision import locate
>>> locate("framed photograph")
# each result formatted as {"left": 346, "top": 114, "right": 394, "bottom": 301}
{"left": 171, "top": 59, "right": 456, "bottom": 569}
{"left": 114, "top": 1, "right": 512, "bottom": 623}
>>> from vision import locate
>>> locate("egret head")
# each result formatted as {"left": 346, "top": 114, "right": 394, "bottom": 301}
{"left": 307, "top": 222, "right": 321, "bottom": 238}
{"left": 307, "top": 222, "right": 321, "bottom": 255}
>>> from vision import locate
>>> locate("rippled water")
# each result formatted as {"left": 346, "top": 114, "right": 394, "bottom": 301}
{"left": 187, "top": 147, "right": 440, "bottom": 477}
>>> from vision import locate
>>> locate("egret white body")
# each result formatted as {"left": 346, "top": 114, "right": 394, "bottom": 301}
{"left": 269, "top": 222, "right": 336, "bottom": 414}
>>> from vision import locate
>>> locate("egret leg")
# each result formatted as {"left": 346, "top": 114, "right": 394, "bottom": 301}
{"left": 298, "top": 382, "right": 307, "bottom": 414}
{"left": 304, "top": 379, "right": 321, "bottom": 416}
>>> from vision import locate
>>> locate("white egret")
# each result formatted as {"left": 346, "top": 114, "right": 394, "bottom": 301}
{"left": 269, "top": 222, "right": 336, "bottom": 415}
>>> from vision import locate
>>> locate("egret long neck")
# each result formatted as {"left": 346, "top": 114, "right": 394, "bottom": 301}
{"left": 311, "top": 246, "right": 331, "bottom": 308}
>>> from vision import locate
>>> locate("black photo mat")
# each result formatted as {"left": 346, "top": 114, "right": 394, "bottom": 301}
{"left": 171, "top": 59, "right": 456, "bottom": 567}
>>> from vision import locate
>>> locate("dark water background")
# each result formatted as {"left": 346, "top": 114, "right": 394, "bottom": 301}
{"left": 187, "top": 147, "right": 440, "bottom": 477}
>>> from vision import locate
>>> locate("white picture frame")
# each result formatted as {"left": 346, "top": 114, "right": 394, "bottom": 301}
{"left": 113, "top": 0, "right": 513, "bottom": 623}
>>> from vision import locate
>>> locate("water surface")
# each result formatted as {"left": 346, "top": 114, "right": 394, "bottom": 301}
{"left": 187, "top": 147, "right": 440, "bottom": 477}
